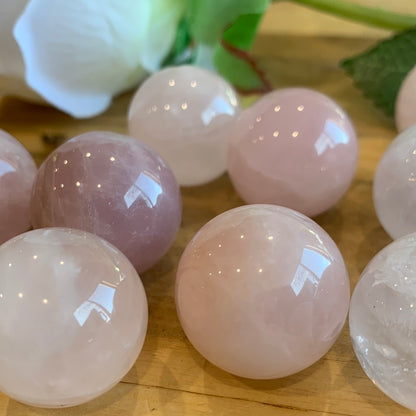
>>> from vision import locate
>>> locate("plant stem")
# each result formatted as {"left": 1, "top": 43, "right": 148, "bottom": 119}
{"left": 281, "top": 0, "right": 416, "bottom": 31}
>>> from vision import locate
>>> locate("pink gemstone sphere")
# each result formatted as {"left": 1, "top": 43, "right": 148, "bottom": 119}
{"left": 0, "top": 129, "right": 37, "bottom": 244}
{"left": 175, "top": 205, "right": 350, "bottom": 379}
{"left": 395, "top": 65, "right": 416, "bottom": 132}
{"left": 349, "top": 233, "right": 416, "bottom": 410}
{"left": 128, "top": 65, "right": 241, "bottom": 186}
{"left": 227, "top": 88, "right": 358, "bottom": 217}
{"left": 31, "top": 131, "right": 182, "bottom": 273}
{"left": 373, "top": 124, "right": 416, "bottom": 239}
{"left": 0, "top": 228, "right": 148, "bottom": 408}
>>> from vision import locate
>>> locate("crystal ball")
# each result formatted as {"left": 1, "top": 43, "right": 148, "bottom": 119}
{"left": 31, "top": 131, "right": 182, "bottom": 273}
{"left": 0, "top": 228, "right": 148, "bottom": 408}
{"left": 0, "top": 129, "right": 37, "bottom": 244}
{"left": 227, "top": 88, "right": 358, "bottom": 217}
{"left": 128, "top": 65, "right": 241, "bottom": 186}
{"left": 175, "top": 204, "right": 350, "bottom": 379}
{"left": 395, "top": 65, "right": 416, "bottom": 132}
{"left": 350, "top": 233, "right": 416, "bottom": 410}
{"left": 373, "top": 124, "right": 416, "bottom": 239}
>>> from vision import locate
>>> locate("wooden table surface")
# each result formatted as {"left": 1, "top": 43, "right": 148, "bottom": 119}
{"left": 0, "top": 18, "right": 413, "bottom": 416}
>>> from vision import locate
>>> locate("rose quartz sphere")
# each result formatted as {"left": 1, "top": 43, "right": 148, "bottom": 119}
{"left": 373, "top": 124, "right": 416, "bottom": 239}
{"left": 396, "top": 65, "right": 416, "bottom": 132}
{"left": 128, "top": 65, "right": 241, "bottom": 186}
{"left": 227, "top": 88, "right": 358, "bottom": 217}
{"left": 31, "top": 131, "right": 182, "bottom": 273}
{"left": 0, "top": 129, "right": 37, "bottom": 244}
{"left": 176, "top": 204, "right": 350, "bottom": 379}
{"left": 0, "top": 228, "right": 148, "bottom": 408}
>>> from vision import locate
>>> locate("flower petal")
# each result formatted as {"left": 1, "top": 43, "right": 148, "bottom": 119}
{"left": 14, "top": 0, "right": 154, "bottom": 118}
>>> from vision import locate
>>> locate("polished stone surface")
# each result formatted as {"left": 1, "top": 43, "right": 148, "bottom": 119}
{"left": 128, "top": 65, "right": 241, "bottom": 186}
{"left": 31, "top": 131, "right": 182, "bottom": 273}
{"left": 0, "top": 129, "right": 37, "bottom": 244}
{"left": 373, "top": 124, "right": 416, "bottom": 239}
{"left": 350, "top": 233, "right": 416, "bottom": 411}
{"left": 227, "top": 88, "right": 358, "bottom": 217}
{"left": 396, "top": 66, "right": 416, "bottom": 132}
{"left": 176, "top": 204, "right": 350, "bottom": 379}
{"left": 0, "top": 228, "right": 148, "bottom": 408}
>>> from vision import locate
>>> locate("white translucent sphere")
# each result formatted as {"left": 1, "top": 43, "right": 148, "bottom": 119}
{"left": 373, "top": 124, "right": 416, "bottom": 239}
{"left": 0, "top": 228, "right": 148, "bottom": 408}
{"left": 350, "top": 233, "right": 416, "bottom": 410}
{"left": 128, "top": 65, "right": 241, "bottom": 186}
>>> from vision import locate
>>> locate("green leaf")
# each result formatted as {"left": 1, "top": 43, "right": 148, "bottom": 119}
{"left": 214, "top": 43, "right": 265, "bottom": 91}
{"left": 188, "top": 0, "right": 269, "bottom": 45}
{"left": 341, "top": 28, "right": 416, "bottom": 116}
{"left": 222, "top": 13, "right": 263, "bottom": 49}
{"left": 163, "top": 18, "right": 193, "bottom": 66}
{"left": 213, "top": 13, "right": 270, "bottom": 92}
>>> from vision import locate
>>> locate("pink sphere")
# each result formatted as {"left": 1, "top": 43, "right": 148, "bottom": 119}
{"left": 31, "top": 131, "right": 182, "bottom": 273}
{"left": 0, "top": 129, "right": 37, "bottom": 244}
{"left": 128, "top": 65, "right": 241, "bottom": 186}
{"left": 395, "top": 65, "right": 416, "bottom": 132}
{"left": 0, "top": 228, "right": 148, "bottom": 407}
{"left": 227, "top": 88, "right": 358, "bottom": 217}
{"left": 176, "top": 205, "right": 350, "bottom": 379}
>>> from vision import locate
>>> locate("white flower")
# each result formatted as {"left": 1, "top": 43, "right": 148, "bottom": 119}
{"left": 0, "top": 0, "right": 185, "bottom": 118}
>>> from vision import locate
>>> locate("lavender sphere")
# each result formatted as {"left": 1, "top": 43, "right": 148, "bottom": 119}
{"left": 31, "top": 131, "right": 182, "bottom": 273}
{"left": 128, "top": 65, "right": 241, "bottom": 186}
{"left": 0, "top": 129, "right": 37, "bottom": 244}
{"left": 227, "top": 88, "right": 358, "bottom": 217}
{"left": 0, "top": 228, "right": 148, "bottom": 408}
{"left": 350, "top": 233, "right": 416, "bottom": 410}
{"left": 373, "top": 125, "right": 416, "bottom": 239}
{"left": 176, "top": 205, "right": 350, "bottom": 379}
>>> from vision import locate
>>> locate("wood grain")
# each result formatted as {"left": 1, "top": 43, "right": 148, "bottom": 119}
{"left": 0, "top": 32, "right": 411, "bottom": 415}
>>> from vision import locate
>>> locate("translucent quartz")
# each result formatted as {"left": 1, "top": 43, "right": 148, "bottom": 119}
{"left": 31, "top": 131, "right": 182, "bottom": 273}
{"left": 0, "top": 129, "right": 37, "bottom": 244}
{"left": 350, "top": 233, "right": 416, "bottom": 411}
{"left": 176, "top": 204, "right": 350, "bottom": 379}
{"left": 0, "top": 228, "right": 148, "bottom": 408}
{"left": 373, "top": 125, "right": 416, "bottom": 239}
{"left": 227, "top": 88, "right": 358, "bottom": 217}
{"left": 128, "top": 65, "right": 241, "bottom": 186}
{"left": 395, "top": 65, "right": 416, "bottom": 132}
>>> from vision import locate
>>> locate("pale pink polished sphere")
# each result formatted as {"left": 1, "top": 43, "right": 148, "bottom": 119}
{"left": 395, "top": 65, "right": 416, "bottom": 132}
{"left": 0, "top": 228, "right": 148, "bottom": 408}
{"left": 227, "top": 88, "right": 358, "bottom": 217}
{"left": 31, "top": 131, "right": 182, "bottom": 273}
{"left": 0, "top": 129, "right": 37, "bottom": 244}
{"left": 176, "top": 205, "right": 350, "bottom": 379}
{"left": 373, "top": 124, "right": 416, "bottom": 239}
{"left": 128, "top": 65, "right": 241, "bottom": 186}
